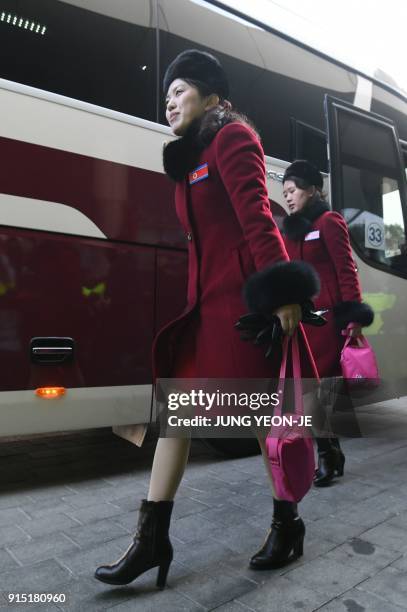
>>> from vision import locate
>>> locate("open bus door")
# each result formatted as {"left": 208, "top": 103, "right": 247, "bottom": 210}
{"left": 324, "top": 95, "right": 407, "bottom": 399}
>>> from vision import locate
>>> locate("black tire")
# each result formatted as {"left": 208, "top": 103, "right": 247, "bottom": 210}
{"left": 200, "top": 437, "right": 260, "bottom": 458}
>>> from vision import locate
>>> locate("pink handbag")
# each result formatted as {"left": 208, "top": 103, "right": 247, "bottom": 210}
{"left": 266, "top": 332, "right": 315, "bottom": 503}
{"left": 340, "top": 328, "right": 380, "bottom": 391}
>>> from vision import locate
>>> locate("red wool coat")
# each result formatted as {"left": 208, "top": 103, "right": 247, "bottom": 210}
{"left": 153, "top": 121, "right": 318, "bottom": 381}
{"left": 283, "top": 209, "right": 362, "bottom": 377}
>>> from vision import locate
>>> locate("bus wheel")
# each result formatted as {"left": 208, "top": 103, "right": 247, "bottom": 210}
{"left": 200, "top": 437, "right": 260, "bottom": 458}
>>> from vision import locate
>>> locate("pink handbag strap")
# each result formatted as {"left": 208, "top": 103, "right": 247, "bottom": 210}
{"left": 274, "top": 331, "right": 303, "bottom": 418}
{"left": 342, "top": 333, "right": 368, "bottom": 349}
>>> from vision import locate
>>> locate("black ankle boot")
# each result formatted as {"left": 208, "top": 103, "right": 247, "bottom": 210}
{"left": 249, "top": 500, "right": 305, "bottom": 570}
{"left": 94, "top": 500, "right": 173, "bottom": 588}
{"left": 314, "top": 439, "right": 345, "bottom": 487}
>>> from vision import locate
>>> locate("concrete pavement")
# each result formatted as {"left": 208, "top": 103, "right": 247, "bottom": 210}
{"left": 1, "top": 413, "right": 407, "bottom": 611}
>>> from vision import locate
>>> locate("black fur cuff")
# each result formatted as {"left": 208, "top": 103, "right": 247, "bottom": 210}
{"left": 333, "top": 301, "right": 374, "bottom": 329}
{"left": 243, "top": 261, "right": 320, "bottom": 315}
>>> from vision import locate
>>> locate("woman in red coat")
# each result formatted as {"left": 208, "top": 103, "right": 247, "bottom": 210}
{"left": 95, "top": 51, "right": 320, "bottom": 587}
{"left": 282, "top": 160, "right": 374, "bottom": 486}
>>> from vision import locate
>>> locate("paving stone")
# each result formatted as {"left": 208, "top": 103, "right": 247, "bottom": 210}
{"left": 110, "top": 512, "right": 137, "bottom": 534}
{"left": 296, "top": 493, "right": 341, "bottom": 522}
{"left": 106, "top": 495, "right": 144, "bottom": 513}
{"left": 360, "top": 522, "right": 407, "bottom": 553}
{"left": 199, "top": 503, "right": 253, "bottom": 527}
{"left": 182, "top": 474, "right": 231, "bottom": 492}
{"left": 310, "top": 516, "right": 366, "bottom": 545}
{"left": 0, "top": 507, "right": 30, "bottom": 527}
{"left": 337, "top": 492, "right": 405, "bottom": 530}
{"left": 61, "top": 486, "right": 131, "bottom": 510}
{"left": 19, "top": 513, "right": 80, "bottom": 538}
{"left": 187, "top": 486, "right": 241, "bottom": 509}
{"left": 65, "top": 502, "right": 123, "bottom": 525}
{"left": 323, "top": 537, "right": 401, "bottom": 573}
{"left": 25, "top": 484, "right": 78, "bottom": 501}
{"left": 205, "top": 601, "right": 254, "bottom": 612}
{"left": 282, "top": 556, "right": 371, "bottom": 599}
{"left": 388, "top": 511, "right": 407, "bottom": 531}
{"left": 209, "top": 522, "right": 270, "bottom": 556}
{"left": 237, "top": 574, "right": 330, "bottom": 611}
{"left": 63, "top": 518, "right": 129, "bottom": 548}
{"left": 3, "top": 427, "right": 407, "bottom": 609}
{"left": 246, "top": 473, "right": 272, "bottom": 488}
{"left": 20, "top": 500, "right": 81, "bottom": 520}
{"left": 7, "top": 533, "right": 80, "bottom": 566}
{"left": 0, "top": 524, "right": 31, "bottom": 547}
{"left": 171, "top": 513, "right": 219, "bottom": 544}
{"left": 314, "top": 478, "right": 383, "bottom": 504}
{"left": 209, "top": 551, "right": 282, "bottom": 587}
{"left": 171, "top": 565, "right": 257, "bottom": 610}
{"left": 228, "top": 480, "right": 267, "bottom": 497}
{"left": 105, "top": 588, "right": 205, "bottom": 611}
{"left": 0, "top": 547, "right": 19, "bottom": 572}
{"left": 172, "top": 496, "right": 210, "bottom": 520}
{"left": 0, "top": 492, "right": 32, "bottom": 510}
{"left": 293, "top": 534, "right": 338, "bottom": 567}
{"left": 317, "top": 587, "right": 406, "bottom": 611}
{"left": 174, "top": 537, "right": 237, "bottom": 572}
{"left": 102, "top": 474, "right": 149, "bottom": 489}
{"left": 349, "top": 464, "right": 407, "bottom": 488}
{"left": 357, "top": 566, "right": 407, "bottom": 609}
{"left": 205, "top": 467, "right": 256, "bottom": 486}
{"left": 391, "top": 554, "right": 407, "bottom": 571}
{"left": 230, "top": 492, "right": 273, "bottom": 515}
{"left": 47, "top": 575, "right": 138, "bottom": 611}
{"left": 55, "top": 539, "right": 125, "bottom": 578}
{"left": 0, "top": 558, "right": 73, "bottom": 593}
{"left": 64, "top": 479, "right": 117, "bottom": 494}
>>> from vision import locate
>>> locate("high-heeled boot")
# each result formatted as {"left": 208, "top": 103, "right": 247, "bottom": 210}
{"left": 314, "top": 437, "right": 345, "bottom": 487}
{"left": 249, "top": 499, "right": 305, "bottom": 570}
{"left": 94, "top": 499, "right": 173, "bottom": 588}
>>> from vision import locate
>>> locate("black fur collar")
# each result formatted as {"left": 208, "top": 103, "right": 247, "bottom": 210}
{"left": 163, "top": 108, "right": 237, "bottom": 182}
{"left": 282, "top": 200, "right": 330, "bottom": 241}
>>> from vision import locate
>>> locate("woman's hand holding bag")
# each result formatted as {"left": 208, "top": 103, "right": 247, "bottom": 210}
{"left": 235, "top": 299, "right": 326, "bottom": 359}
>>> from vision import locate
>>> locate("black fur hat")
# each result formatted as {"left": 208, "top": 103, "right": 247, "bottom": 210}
{"left": 163, "top": 49, "right": 229, "bottom": 99}
{"left": 243, "top": 261, "right": 320, "bottom": 315}
{"left": 283, "top": 160, "right": 323, "bottom": 189}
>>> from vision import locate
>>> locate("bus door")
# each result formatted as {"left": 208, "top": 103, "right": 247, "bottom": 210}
{"left": 324, "top": 95, "right": 407, "bottom": 396}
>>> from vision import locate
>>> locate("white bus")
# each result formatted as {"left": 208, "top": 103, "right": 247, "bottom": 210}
{"left": 0, "top": 0, "right": 406, "bottom": 454}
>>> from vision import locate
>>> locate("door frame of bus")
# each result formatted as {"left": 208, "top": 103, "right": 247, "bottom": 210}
{"left": 324, "top": 95, "right": 407, "bottom": 280}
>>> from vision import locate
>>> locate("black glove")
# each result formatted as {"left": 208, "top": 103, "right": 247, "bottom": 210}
{"left": 235, "top": 301, "right": 326, "bottom": 359}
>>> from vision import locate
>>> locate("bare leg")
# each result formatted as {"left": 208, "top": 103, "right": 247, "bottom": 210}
{"left": 148, "top": 437, "right": 191, "bottom": 501}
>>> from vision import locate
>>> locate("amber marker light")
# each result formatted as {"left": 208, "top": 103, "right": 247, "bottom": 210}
{"left": 35, "top": 387, "right": 66, "bottom": 399}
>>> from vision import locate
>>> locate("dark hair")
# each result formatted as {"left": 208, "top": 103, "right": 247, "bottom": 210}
{"left": 176, "top": 78, "right": 260, "bottom": 144}
{"left": 284, "top": 175, "right": 326, "bottom": 201}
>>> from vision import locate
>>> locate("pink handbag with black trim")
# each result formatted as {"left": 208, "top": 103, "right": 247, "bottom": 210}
{"left": 266, "top": 332, "right": 315, "bottom": 503}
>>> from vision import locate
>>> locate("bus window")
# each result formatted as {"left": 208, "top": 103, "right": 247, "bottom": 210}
{"left": 325, "top": 96, "right": 407, "bottom": 277}
{"left": 0, "top": 0, "right": 157, "bottom": 120}
{"left": 290, "top": 118, "right": 328, "bottom": 172}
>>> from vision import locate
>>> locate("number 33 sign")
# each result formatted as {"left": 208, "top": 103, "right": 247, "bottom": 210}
{"left": 365, "top": 220, "right": 385, "bottom": 250}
